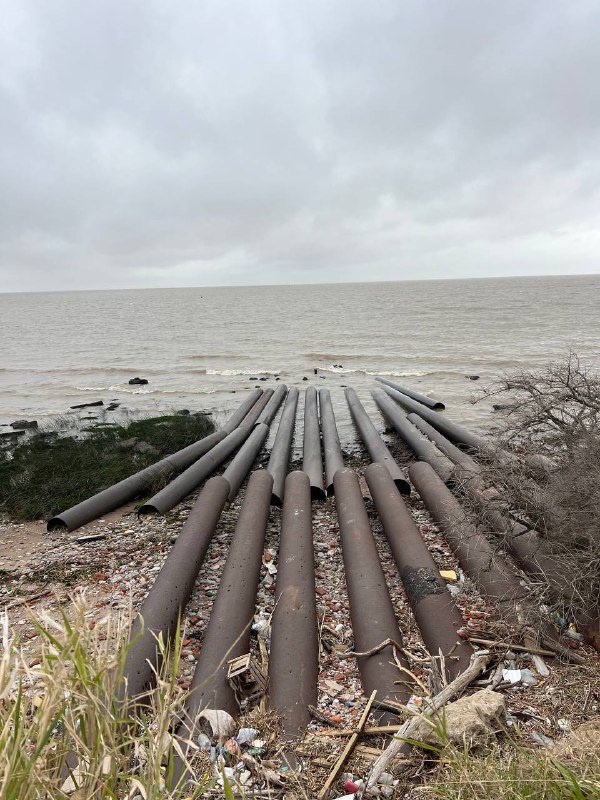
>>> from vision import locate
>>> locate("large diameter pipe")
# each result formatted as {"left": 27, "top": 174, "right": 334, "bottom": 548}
{"left": 121, "top": 476, "right": 230, "bottom": 700}
{"left": 380, "top": 384, "right": 492, "bottom": 455}
{"left": 267, "top": 388, "right": 299, "bottom": 506}
{"left": 408, "top": 462, "right": 529, "bottom": 613}
{"left": 138, "top": 426, "right": 248, "bottom": 515}
{"left": 47, "top": 430, "right": 227, "bottom": 531}
{"left": 372, "top": 389, "right": 455, "bottom": 483}
{"left": 221, "top": 387, "right": 264, "bottom": 434}
{"left": 319, "top": 388, "right": 345, "bottom": 496}
{"left": 256, "top": 384, "right": 288, "bottom": 426}
{"left": 303, "top": 386, "right": 326, "bottom": 501}
{"left": 239, "top": 388, "right": 274, "bottom": 429}
{"left": 47, "top": 391, "right": 265, "bottom": 532}
{"left": 222, "top": 423, "right": 270, "bottom": 502}
{"left": 407, "top": 415, "right": 568, "bottom": 594}
{"left": 333, "top": 468, "right": 412, "bottom": 709}
{"left": 173, "top": 470, "right": 273, "bottom": 776}
{"left": 268, "top": 471, "right": 318, "bottom": 738}
{"left": 376, "top": 377, "right": 445, "bottom": 410}
{"left": 345, "top": 388, "right": 410, "bottom": 496}
{"left": 364, "top": 463, "right": 472, "bottom": 680}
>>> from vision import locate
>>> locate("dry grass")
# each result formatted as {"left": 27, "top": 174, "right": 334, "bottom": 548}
{"left": 0, "top": 597, "right": 216, "bottom": 799}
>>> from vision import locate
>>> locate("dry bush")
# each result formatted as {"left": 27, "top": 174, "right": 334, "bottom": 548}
{"left": 476, "top": 354, "right": 600, "bottom": 634}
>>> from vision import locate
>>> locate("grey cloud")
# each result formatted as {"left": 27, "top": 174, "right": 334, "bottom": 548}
{"left": 1, "top": 0, "right": 600, "bottom": 291}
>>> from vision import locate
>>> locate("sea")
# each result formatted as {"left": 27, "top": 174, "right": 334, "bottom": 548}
{"left": 1, "top": 275, "right": 599, "bottom": 452}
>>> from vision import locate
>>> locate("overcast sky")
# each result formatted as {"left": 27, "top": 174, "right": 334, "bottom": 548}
{"left": 1, "top": 1, "right": 600, "bottom": 292}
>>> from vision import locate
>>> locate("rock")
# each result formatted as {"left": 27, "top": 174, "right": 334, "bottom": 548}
{"left": 0, "top": 430, "right": 25, "bottom": 439}
{"left": 10, "top": 419, "right": 38, "bottom": 429}
{"left": 410, "top": 690, "right": 506, "bottom": 749}
{"left": 118, "top": 438, "right": 138, "bottom": 450}
{"left": 259, "top": 377, "right": 268, "bottom": 382}
{"left": 70, "top": 400, "right": 104, "bottom": 409}
{"left": 176, "top": 409, "right": 190, "bottom": 415}
{"left": 249, "top": 377, "right": 258, "bottom": 381}
{"left": 302, "top": 376, "right": 308, "bottom": 381}
{"left": 128, "top": 377, "right": 148, "bottom": 385}
{"left": 134, "top": 441, "right": 158, "bottom": 455}
{"left": 466, "top": 375, "right": 480, "bottom": 381}
{"left": 106, "top": 403, "right": 120, "bottom": 411}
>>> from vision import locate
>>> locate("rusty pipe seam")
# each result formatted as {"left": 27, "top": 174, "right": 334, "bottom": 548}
{"left": 267, "top": 387, "right": 299, "bottom": 506}
{"left": 46, "top": 390, "right": 265, "bottom": 532}
{"left": 318, "top": 387, "right": 345, "bottom": 496}
{"left": 406, "top": 416, "right": 569, "bottom": 596}
{"left": 255, "top": 384, "right": 288, "bottom": 426}
{"left": 121, "top": 475, "right": 231, "bottom": 701}
{"left": 333, "top": 467, "right": 412, "bottom": 712}
{"left": 222, "top": 422, "right": 271, "bottom": 503}
{"left": 372, "top": 389, "right": 455, "bottom": 483}
{"left": 408, "top": 462, "right": 530, "bottom": 614}
{"left": 268, "top": 471, "right": 318, "bottom": 738}
{"left": 303, "top": 386, "right": 326, "bottom": 501}
{"left": 171, "top": 470, "right": 273, "bottom": 787}
{"left": 375, "top": 376, "right": 445, "bottom": 410}
{"left": 364, "top": 463, "right": 473, "bottom": 680}
{"left": 344, "top": 387, "right": 410, "bottom": 496}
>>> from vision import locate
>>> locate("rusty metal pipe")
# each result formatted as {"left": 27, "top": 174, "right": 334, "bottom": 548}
{"left": 267, "top": 388, "right": 299, "bottom": 507}
{"left": 376, "top": 377, "right": 445, "bottom": 410}
{"left": 333, "top": 468, "right": 412, "bottom": 709}
{"left": 345, "top": 388, "right": 410, "bottom": 496}
{"left": 171, "top": 470, "right": 273, "bottom": 786}
{"left": 268, "top": 471, "right": 318, "bottom": 738}
{"left": 256, "top": 384, "right": 288, "bottom": 426}
{"left": 372, "top": 389, "right": 455, "bottom": 483}
{"left": 303, "top": 386, "right": 326, "bottom": 501}
{"left": 380, "top": 384, "right": 492, "bottom": 454}
{"left": 239, "top": 388, "right": 274, "bottom": 429}
{"left": 221, "top": 387, "right": 264, "bottom": 434}
{"left": 222, "top": 422, "right": 270, "bottom": 502}
{"left": 121, "top": 476, "right": 230, "bottom": 700}
{"left": 408, "top": 462, "right": 529, "bottom": 614}
{"left": 138, "top": 426, "right": 248, "bottom": 515}
{"left": 364, "top": 463, "right": 472, "bottom": 679}
{"left": 319, "top": 388, "right": 345, "bottom": 496}
{"left": 407, "top": 414, "right": 478, "bottom": 472}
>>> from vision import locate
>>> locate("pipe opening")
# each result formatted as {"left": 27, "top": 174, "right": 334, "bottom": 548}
{"left": 47, "top": 517, "right": 68, "bottom": 532}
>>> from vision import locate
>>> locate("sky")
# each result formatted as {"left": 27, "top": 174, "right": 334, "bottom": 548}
{"left": 1, "top": 1, "right": 600, "bottom": 292}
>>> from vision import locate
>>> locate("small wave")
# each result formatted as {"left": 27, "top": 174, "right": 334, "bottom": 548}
{"left": 206, "top": 368, "right": 280, "bottom": 376}
{"left": 318, "top": 366, "right": 431, "bottom": 377}
{"left": 76, "top": 386, "right": 107, "bottom": 391}
{"left": 188, "top": 354, "right": 240, "bottom": 361}
{"left": 305, "top": 352, "right": 381, "bottom": 362}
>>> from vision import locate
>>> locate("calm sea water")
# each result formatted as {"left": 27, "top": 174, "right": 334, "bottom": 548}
{"left": 1, "top": 275, "right": 599, "bottom": 450}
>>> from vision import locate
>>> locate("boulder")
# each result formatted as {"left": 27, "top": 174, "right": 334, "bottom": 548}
{"left": 134, "top": 441, "right": 158, "bottom": 455}
{"left": 128, "top": 377, "right": 148, "bottom": 385}
{"left": 176, "top": 409, "right": 190, "bottom": 415}
{"left": 410, "top": 690, "right": 506, "bottom": 750}
{"left": 10, "top": 419, "right": 38, "bottom": 429}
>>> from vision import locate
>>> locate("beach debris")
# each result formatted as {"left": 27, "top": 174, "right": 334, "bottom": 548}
{"left": 75, "top": 533, "right": 107, "bottom": 544}
{"left": 409, "top": 689, "right": 506, "bottom": 749}
{"left": 530, "top": 731, "right": 555, "bottom": 748}
{"left": 128, "top": 377, "right": 148, "bottom": 385}
{"left": 70, "top": 400, "right": 103, "bottom": 409}
{"left": 227, "top": 652, "right": 268, "bottom": 705}
{"left": 502, "top": 668, "right": 537, "bottom": 686}
{"left": 439, "top": 569, "right": 457, "bottom": 581}
{"left": 197, "top": 709, "right": 237, "bottom": 740}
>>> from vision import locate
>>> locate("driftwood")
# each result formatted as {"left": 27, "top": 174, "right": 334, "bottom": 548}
{"left": 318, "top": 690, "right": 377, "bottom": 800}
{"left": 365, "top": 651, "right": 492, "bottom": 790}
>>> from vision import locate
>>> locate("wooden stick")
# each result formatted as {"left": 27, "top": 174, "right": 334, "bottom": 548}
{"left": 466, "top": 636, "right": 556, "bottom": 657}
{"left": 318, "top": 690, "right": 377, "bottom": 800}
{"left": 365, "top": 651, "right": 491, "bottom": 790}
{"left": 315, "top": 725, "right": 404, "bottom": 738}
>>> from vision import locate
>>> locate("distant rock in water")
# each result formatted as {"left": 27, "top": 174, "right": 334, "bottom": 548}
{"left": 302, "top": 376, "right": 308, "bottom": 381}
{"left": 106, "top": 402, "right": 120, "bottom": 411}
{"left": 1, "top": 430, "right": 25, "bottom": 439}
{"left": 466, "top": 375, "right": 480, "bottom": 381}
{"left": 129, "top": 377, "right": 148, "bottom": 385}
{"left": 10, "top": 419, "right": 38, "bottom": 429}
{"left": 71, "top": 400, "right": 104, "bottom": 409}
{"left": 177, "top": 409, "right": 190, "bottom": 415}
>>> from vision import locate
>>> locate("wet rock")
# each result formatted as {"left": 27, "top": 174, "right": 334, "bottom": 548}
{"left": 10, "top": 419, "right": 38, "bottom": 429}
{"left": 128, "top": 377, "right": 148, "bottom": 385}
{"left": 410, "top": 690, "right": 506, "bottom": 749}
{"left": 0, "top": 430, "right": 25, "bottom": 439}
{"left": 302, "top": 376, "right": 308, "bottom": 381}
{"left": 70, "top": 400, "right": 104, "bottom": 409}
{"left": 466, "top": 375, "right": 480, "bottom": 381}
{"left": 106, "top": 403, "right": 120, "bottom": 411}
{"left": 176, "top": 409, "right": 190, "bottom": 415}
